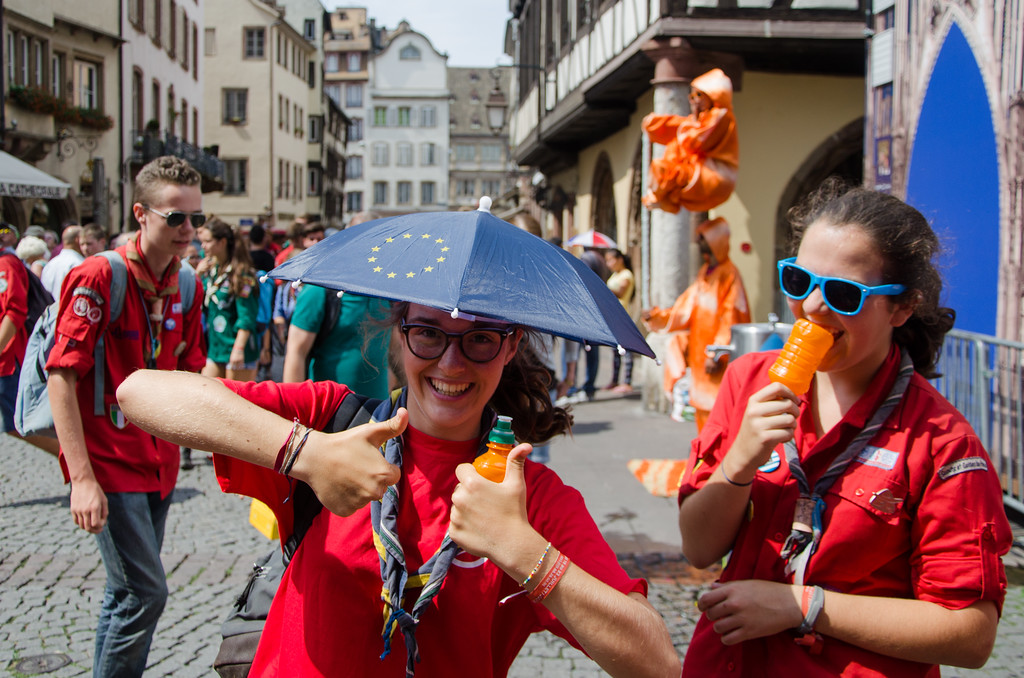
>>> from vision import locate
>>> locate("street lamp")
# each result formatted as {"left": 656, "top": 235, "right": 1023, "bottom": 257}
{"left": 485, "top": 72, "right": 508, "bottom": 136}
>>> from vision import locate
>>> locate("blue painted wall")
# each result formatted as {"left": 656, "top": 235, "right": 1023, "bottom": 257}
{"left": 905, "top": 23, "right": 999, "bottom": 336}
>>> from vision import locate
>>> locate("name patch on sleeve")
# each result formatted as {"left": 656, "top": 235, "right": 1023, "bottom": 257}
{"left": 938, "top": 456, "right": 989, "bottom": 480}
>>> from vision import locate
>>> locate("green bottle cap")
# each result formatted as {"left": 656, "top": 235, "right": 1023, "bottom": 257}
{"left": 488, "top": 415, "right": 515, "bottom": 445}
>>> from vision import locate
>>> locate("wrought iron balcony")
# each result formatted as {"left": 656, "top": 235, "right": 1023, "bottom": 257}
{"left": 131, "top": 129, "right": 225, "bottom": 192}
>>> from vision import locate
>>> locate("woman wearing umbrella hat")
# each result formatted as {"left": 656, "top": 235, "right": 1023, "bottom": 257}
{"left": 115, "top": 206, "right": 679, "bottom": 677}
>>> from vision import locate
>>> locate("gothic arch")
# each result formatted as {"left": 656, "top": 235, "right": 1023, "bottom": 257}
{"left": 773, "top": 116, "right": 864, "bottom": 317}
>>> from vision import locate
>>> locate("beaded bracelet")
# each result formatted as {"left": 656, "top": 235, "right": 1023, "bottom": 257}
{"left": 274, "top": 419, "right": 302, "bottom": 473}
{"left": 528, "top": 553, "right": 570, "bottom": 604}
{"left": 282, "top": 426, "right": 309, "bottom": 477}
{"left": 522, "top": 542, "right": 552, "bottom": 588}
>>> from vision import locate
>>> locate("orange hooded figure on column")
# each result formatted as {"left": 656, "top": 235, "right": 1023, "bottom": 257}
{"left": 642, "top": 68, "right": 739, "bottom": 214}
{"left": 642, "top": 217, "right": 749, "bottom": 430}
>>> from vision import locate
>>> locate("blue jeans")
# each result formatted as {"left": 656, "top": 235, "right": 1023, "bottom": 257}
{"left": 581, "top": 344, "right": 600, "bottom": 398}
{"left": 93, "top": 491, "right": 172, "bottom": 678}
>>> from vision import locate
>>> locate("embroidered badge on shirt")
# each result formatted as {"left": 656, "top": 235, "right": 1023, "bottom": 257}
{"left": 938, "top": 456, "right": 988, "bottom": 480}
{"left": 72, "top": 297, "right": 101, "bottom": 324}
{"left": 0, "top": 271, "right": 7, "bottom": 294}
{"left": 72, "top": 286, "right": 104, "bottom": 305}
{"left": 212, "top": 315, "right": 228, "bottom": 333}
{"left": 855, "top": 445, "right": 900, "bottom": 471}
{"left": 172, "top": 302, "right": 182, "bottom": 314}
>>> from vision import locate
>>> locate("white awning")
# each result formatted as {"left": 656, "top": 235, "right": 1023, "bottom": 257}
{"left": 0, "top": 151, "right": 71, "bottom": 199}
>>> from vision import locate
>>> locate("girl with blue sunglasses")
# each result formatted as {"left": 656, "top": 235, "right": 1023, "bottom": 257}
{"left": 677, "top": 180, "right": 1011, "bottom": 676}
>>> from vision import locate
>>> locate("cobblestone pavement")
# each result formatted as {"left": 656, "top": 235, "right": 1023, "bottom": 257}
{"left": 2, "top": 389, "right": 1023, "bottom": 676}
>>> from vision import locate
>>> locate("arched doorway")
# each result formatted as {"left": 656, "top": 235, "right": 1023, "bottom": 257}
{"left": 590, "top": 151, "right": 616, "bottom": 239}
{"left": 773, "top": 117, "right": 864, "bottom": 319}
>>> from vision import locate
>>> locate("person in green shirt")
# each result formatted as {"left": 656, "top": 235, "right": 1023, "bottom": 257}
{"left": 282, "top": 284, "right": 391, "bottom": 399}
{"left": 197, "top": 218, "right": 260, "bottom": 382}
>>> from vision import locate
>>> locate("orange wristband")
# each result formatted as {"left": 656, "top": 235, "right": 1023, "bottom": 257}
{"left": 527, "top": 553, "right": 569, "bottom": 603}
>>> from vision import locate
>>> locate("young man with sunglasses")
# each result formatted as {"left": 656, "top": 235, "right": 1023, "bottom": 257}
{"left": 46, "top": 156, "right": 207, "bottom": 678}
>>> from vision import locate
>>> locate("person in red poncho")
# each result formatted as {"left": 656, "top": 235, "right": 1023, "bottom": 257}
{"left": 642, "top": 67, "right": 739, "bottom": 214}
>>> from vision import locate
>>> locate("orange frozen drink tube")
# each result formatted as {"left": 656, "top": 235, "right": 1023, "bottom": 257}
{"left": 768, "top": 319, "right": 834, "bottom": 395}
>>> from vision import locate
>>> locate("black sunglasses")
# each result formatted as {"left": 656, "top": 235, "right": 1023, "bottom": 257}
{"left": 400, "top": 320, "right": 515, "bottom": 363}
{"left": 143, "top": 206, "right": 207, "bottom": 228}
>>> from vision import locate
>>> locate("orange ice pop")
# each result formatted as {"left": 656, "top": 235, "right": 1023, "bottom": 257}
{"left": 768, "top": 319, "right": 834, "bottom": 395}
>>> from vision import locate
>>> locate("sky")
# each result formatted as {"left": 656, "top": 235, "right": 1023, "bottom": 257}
{"left": 325, "top": 1, "right": 514, "bottom": 68}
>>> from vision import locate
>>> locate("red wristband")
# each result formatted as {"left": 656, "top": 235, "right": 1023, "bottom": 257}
{"left": 527, "top": 553, "right": 569, "bottom": 603}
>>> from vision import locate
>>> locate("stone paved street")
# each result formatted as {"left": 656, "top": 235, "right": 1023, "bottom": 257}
{"left": 2, "top": 376, "right": 1023, "bottom": 676}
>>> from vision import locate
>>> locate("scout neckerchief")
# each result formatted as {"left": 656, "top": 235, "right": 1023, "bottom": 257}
{"left": 780, "top": 349, "right": 914, "bottom": 586}
{"left": 202, "top": 261, "right": 233, "bottom": 310}
{"left": 369, "top": 388, "right": 495, "bottom": 676}
{"left": 125, "top": 234, "right": 180, "bottom": 366}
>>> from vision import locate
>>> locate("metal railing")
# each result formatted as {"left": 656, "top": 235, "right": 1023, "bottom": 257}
{"left": 933, "top": 329, "right": 1024, "bottom": 514}
{"left": 130, "top": 129, "right": 224, "bottom": 182}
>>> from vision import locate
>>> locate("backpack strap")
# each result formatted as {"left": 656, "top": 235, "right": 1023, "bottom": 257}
{"left": 178, "top": 259, "right": 197, "bottom": 313}
{"left": 92, "top": 251, "right": 128, "bottom": 417}
{"left": 282, "top": 392, "right": 382, "bottom": 562}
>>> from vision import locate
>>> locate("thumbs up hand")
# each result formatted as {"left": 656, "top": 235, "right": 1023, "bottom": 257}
{"left": 289, "top": 408, "right": 407, "bottom": 517}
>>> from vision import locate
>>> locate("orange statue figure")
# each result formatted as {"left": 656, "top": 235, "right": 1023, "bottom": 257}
{"left": 642, "top": 68, "right": 739, "bottom": 214}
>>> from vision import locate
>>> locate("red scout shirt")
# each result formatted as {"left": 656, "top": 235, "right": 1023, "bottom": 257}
{"left": 47, "top": 246, "right": 205, "bottom": 497}
{"left": 678, "top": 346, "right": 1012, "bottom": 677}
{"left": 214, "top": 379, "right": 646, "bottom": 677}
{"left": 0, "top": 252, "right": 29, "bottom": 376}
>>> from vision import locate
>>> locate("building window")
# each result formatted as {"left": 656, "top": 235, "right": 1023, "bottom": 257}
{"left": 304, "top": 19, "right": 316, "bottom": 41}
{"left": 33, "top": 40, "right": 44, "bottom": 87}
{"left": 169, "top": 0, "right": 177, "bottom": 59}
{"left": 52, "top": 52, "right": 65, "bottom": 98}
{"left": 325, "top": 53, "right": 339, "bottom": 72}
{"left": 152, "top": 80, "right": 160, "bottom": 127}
{"left": 346, "top": 156, "right": 363, "bottom": 180}
{"left": 223, "top": 88, "right": 248, "bottom": 124}
{"left": 309, "top": 115, "right": 323, "bottom": 142}
{"left": 153, "top": 0, "right": 162, "bottom": 45}
{"left": 482, "top": 179, "right": 501, "bottom": 197}
{"left": 347, "top": 191, "right": 363, "bottom": 213}
{"left": 348, "top": 117, "right": 363, "bottom": 142}
{"left": 397, "top": 106, "right": 411, "bottom": 127}
{"left": 397, "top": 181, "right": 412, "bottom": 205}
{"left": 244, "top": 27, "right": 265, "bottom": 58}
{"left": 455, "top": 144, "right": 476, "bottom": 162}
{"left": 373, "top": 182, "right": 388, "bottom": 205}
{"left": 373, "top": 106, "right": 387, "bottom": 126}
{"left": 399, "top": 44, "right": 420, "bottom": 60}
{"left": 180, "top": 98, "right": 188, "bottom": 140}
{"left": 481, "top": 144, "right": 502, "bottom": 162}
{"left": 397, "top": 142, "right": 413, "bottom": 167}
{"left": 131, "top": 68, "right": 143, "bottom": 132}
{"left": 345, "top": 83, "right": 363, "bottom": 108}
{"left": 74, "top": 60, "right": 99, "bottom": 109}
{"left": 372, "top": 142, "right": 389, "bottom": 166}
{"left": 205, "top": 27, "right": 216, "bottom": 56}
{"left": 308, "top": 166, "right": 321, "bottom": 196}
{"left": 325, "top": 84, "right": 341, "bottom": 104}
{"left": 224, "top": 159, "right": 248, "bottom": 195}
{"left": 421, "top": 181, "right": 436, "bottom": 205}
{"left": 347, "top": 52, "right": 361, "bottom": 71}
{"left": 456, "top": 179, "right": 476, "bottom": 198}
{"left": 421, "top": 105, "right": 436, "bottom": 127}
{"left": 421, "top": 143, "right": 438, "bottom": 166}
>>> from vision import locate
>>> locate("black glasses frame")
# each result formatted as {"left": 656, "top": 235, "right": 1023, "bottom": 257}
{"left": 400, "top": 320, "right": 515, "bottom": 363}
{"left": 143, "top": 205, "right": 207, "bottom": 228}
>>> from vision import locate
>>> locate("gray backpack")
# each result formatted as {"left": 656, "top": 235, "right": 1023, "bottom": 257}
{"left": 14, "top": 251, "right": 196, "bottom": 438}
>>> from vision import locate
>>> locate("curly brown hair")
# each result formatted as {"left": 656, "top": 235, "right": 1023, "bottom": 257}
{"left": 201, "top": 217, "right": 256, "bottom": 298}
{"left": 786, "top": 178, "right": 955, "bottom": 378}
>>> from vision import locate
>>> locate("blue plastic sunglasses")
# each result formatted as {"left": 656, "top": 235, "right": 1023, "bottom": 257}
{"left": 777, "top": 258, "right": 906, "bottom": 316}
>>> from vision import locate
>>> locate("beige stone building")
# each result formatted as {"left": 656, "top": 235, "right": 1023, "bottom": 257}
{"left": 202, "top": 0, "right": 315, "bottom": 229}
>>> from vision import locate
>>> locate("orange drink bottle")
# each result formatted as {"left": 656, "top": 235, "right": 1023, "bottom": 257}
{"left": 768, "top": 319, "right": 834, "bottom": 395}
{"left": 473, "top": 415, "right": 515, "bottom": 483}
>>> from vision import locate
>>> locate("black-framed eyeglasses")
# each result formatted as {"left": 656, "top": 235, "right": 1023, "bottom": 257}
{"left": 143, "top": 205, "right": 207, "bottom": 228}
{"left": 400, "top": 320, "right": 515, "bottom": 363}
{"left": 777, "top": 257, "right": 905, "bottom": 316}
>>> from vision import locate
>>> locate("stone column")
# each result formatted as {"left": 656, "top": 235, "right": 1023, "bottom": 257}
{"left": 643, "top": 37, "right": 696, "bottom": 310}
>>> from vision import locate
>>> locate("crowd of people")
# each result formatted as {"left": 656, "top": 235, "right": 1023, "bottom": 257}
{"left": 1, "top": 155, "right": 1014, "bottom": 677}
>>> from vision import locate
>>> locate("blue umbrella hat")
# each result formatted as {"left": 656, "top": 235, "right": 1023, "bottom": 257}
{"left": 268, "top": 198, "right": 654, "bottom": 358}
